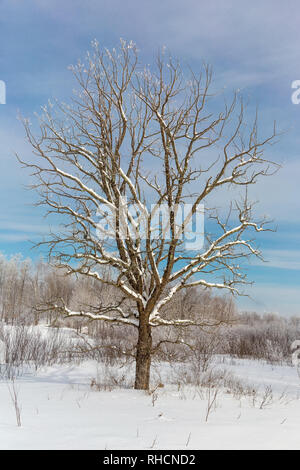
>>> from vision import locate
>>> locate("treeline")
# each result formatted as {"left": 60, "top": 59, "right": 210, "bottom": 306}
{"left": 0, "top": 253, "right": 299, "bottom": 368}
{"left": 0, "top": 253, "right": 236, "bottom": 326}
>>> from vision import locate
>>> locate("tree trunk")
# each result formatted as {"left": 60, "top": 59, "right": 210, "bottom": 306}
{"left": 134, "top": 316, "right": 152, "bottom": 390}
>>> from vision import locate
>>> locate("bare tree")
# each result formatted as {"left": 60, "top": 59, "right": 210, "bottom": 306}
{"left": 19, "top": 40, "right": 278, "bottom": 390}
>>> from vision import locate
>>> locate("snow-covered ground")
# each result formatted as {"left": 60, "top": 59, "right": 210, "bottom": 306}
{"left": 0, "top": 357, "right": 299, "bottom": 450}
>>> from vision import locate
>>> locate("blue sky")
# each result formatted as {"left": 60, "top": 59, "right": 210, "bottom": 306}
{"left": 0, "top": 0, "right": 299, "bottom": 315}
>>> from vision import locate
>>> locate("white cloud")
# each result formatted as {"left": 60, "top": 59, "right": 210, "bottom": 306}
{"left": 0, "top": 233, "right": 33, "bottom": 242}
{"left": 251, "top": 249, "right": 300, "bottom": 271}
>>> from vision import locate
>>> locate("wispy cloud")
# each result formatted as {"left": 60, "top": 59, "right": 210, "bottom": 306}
{"left": 0, "top": 233, "right": 34, "bottom": 243}
{"left": 252, "top": 249, "right": 300, "bottom": 271}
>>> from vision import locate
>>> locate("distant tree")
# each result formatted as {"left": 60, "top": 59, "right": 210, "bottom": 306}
{"left": 19, "top": 40, "right": 278, "bottom": 390}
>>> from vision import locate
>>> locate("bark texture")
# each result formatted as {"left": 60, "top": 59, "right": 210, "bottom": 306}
{"left": 134, "top": 316, "right": 152, "bottom": 390}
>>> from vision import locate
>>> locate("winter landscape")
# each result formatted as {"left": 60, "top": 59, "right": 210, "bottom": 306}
{"left": 0, "top": 258, "right": 299, "bottom": 450}
{"left": 1, "top": 322, "right": 300, "bottom": 450}
{"left": 1, "top": 1, "right": 300, "bottom": 452}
